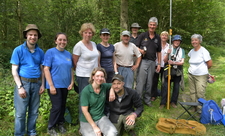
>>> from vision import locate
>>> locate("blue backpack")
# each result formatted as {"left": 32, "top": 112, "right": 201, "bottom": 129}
{"left": 198, "top": 98, "right": 223, "bottom": 125}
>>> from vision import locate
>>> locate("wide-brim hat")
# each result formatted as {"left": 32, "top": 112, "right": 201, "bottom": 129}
{"left": 172, "top": 35, "right": 182, "bottom": 42}
{"left": 131, "top": 23, "right": 141, "bottom": 28}
{"left": 23, "top": 24, "right": 42, "bottom": 39}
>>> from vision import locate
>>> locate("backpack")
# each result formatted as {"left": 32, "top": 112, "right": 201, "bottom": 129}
{"left": 198, "top": 98, "right": 223, "bottom": 125}
{"left": 156, "top": 118, "right": 206, "bottom": 135}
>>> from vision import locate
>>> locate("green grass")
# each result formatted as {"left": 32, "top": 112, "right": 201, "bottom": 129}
{"left": 0, "top": 45, "right": 225, "bottom": 136}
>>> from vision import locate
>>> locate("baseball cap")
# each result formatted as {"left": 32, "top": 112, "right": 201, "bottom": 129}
{"left": 100, "top": 28, "right": 110, "bottom": 35}
{"left": 121, "top": 30, "right": 130, "bottom": 37}
{"left": 112, "top": 74, "right": 124, "bottom": 82}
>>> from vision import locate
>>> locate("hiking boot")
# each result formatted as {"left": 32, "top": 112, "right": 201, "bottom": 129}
{"left": 48, "top": 128, "right": 59, "bottom": 136}
{"left": 128, "top": 130, "right": 137, "bottom": 136}
{"left": 58, "top": 124, "right": 67, "bottom": 134}
{"left": 159, "top": 105, "right": 165, "bottom": 109}
{"left": 171, "top": 102, "right": 177, "bottom": 108}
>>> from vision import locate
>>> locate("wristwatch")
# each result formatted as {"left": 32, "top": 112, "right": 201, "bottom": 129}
{"left": 18, "top": 84, "right": 23, "bottom": 89}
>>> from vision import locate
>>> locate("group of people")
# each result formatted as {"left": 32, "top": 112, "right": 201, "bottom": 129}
{"left": 10, "top": 16, "right": 212, "bottom": 136}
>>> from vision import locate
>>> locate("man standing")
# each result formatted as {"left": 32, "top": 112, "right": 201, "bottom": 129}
{"left": 10, "top": 24, "right": 45, "bottom": 136}
{"left": 114, "top": 30, "right": 141, "bottom": 88}
{"left": 136, "top": 17, "right": 161, "bottom": 107}
{"left": 130, "top": 23, "right": 141, "bottom": 45}
{"left": 130, "top": 23, "right": 141, "bottom": 89}
{"left": 107, "top": 74, "right": 143, "bottom": 136}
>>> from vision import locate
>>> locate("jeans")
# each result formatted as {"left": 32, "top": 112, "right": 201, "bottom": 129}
{"left": 160, "top": 75, "right": 181, "bottom": 105}
{"left": 48, "top": 88, "right": 68, "bottom": 129}
{"left": 14, "top": 80, "right": 41, "bottom": 136}
{"left": 80, "top": 116, "right": 118, "bottom": 136}
{"left": 118, "top": 67, "right": 133, "bottom": 88}
{"left": 136, "top": 59, "right": 156, "bottom": 104}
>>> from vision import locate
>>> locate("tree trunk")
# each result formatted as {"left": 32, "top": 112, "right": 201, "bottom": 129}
{"left": 120, "top": 0, "right": 128, "bottom": 30}
{"left": 17, "top": 0, "right": 23, "bottom": 44}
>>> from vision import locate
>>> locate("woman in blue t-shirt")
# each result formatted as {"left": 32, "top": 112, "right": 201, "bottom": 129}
{"left": 97, "top": 28, "right": 115, "bottom": 83}
{"left": 43, "top": 33, "right": 74, "bottom": 135}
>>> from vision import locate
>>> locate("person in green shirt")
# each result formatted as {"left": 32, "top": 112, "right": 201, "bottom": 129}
{"left": 79, "top": 67, "right": 118, "bottom": 136}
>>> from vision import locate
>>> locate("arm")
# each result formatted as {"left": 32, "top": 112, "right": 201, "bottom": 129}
{"left": 109, "top": 87, "right": 115, "bottom": 102}
{"left": 168, "top": 58, "right": 184, "bottom": 66}
{"left": 132, "top": 56, "right": 141, "bottom": 71}
{"left": 12, "top": 64, "right": 26, "bottom": 98}
{"left": 67, "top": 68, "right": 74, "bottom": 90}
{"left": 82, "top": 106, "right": 102, "bottom": 135}
{"left": 206, "top": 59, "right": 213, "bottom": 69}
{"left": 113, "top": 52, "right": 118, "bottom": 74}
{"left": 156, "top": 52, "right": 161, "bottom": 73}
{"left": 125, "top": 91, "right": 143, "bottom": 126}
{"left": 43, "top": 66, "right": 56, "bottom": 95}
{"left": 39, "top": 65, "right": 45, "bottom": 94}
{"left": 98, "top": 51, "right": 101, "bottom": 67}
{"left": 72, "top": 54, "right": 79, "bottom": 70}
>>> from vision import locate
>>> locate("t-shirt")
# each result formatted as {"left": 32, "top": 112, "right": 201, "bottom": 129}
{"left": 43, "top": 47, "right": 73, "bottom": 89}
{"left": 80, "top": 83, "right": 111, "bottom": 122}
{"left": 10, "top": 41, "right": 44, "bottom": 78}
{"left": 114, "top": 41, "right": 141, "bottom": 66}
{"left": 97, "top": 43, "right": 114, "bottom": 72}
{"left": 136, "top": 31, "right": 161, "bottom": 61}
{"left": 73, "top": 41, "right": 99, "bottom": 77}
{"left": 188, "top": 46, "right": 211, "bottom": 75}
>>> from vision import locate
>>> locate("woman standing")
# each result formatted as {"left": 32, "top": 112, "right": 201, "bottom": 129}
{"left": 80, "top": 67, "right": 117, "bottom": 136}
{"left": 151, "top": 31, "right": 170, "bottom": 102}
{"left": 188, "top": 34, "right": 212, "bottom": 111}
{"left": 73, "top": 23, "right": 99, "bottom": 93}
{"left": 43, "top": 33, "right": 74, "bottom": 135}
{"left": 160, "top": 35, "right": 185, "bottom": 109}
{"left": 97, "top": 28, "right": 115, "bottom": 83}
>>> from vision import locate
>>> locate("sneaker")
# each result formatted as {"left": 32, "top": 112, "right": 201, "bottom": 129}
{"left": 128, "top": 130, "right": 137, "bottom": 136}
{"left": 171, "top": 102, "right": 177, "bottom": 108}
{"left": 58, "top": 124, "right": 67, "bottom": 134}
{"left": 48, "top": 128, "right": 58, "bottom": 136}
{"left": 159, "top": 105, "right": 165, "bottom": 109}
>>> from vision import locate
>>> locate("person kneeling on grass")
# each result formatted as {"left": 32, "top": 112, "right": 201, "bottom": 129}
{"left": 106, "top": 74, "right": 143, "bottom": 136}
{"left": 79, "top": 67, "right": 117, "bottom": 136}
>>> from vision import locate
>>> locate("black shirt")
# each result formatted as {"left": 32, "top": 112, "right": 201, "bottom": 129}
{"left": 136, "top": 31, "right": 161, "bottom": 61}
{"left": 106, "top": 87, "right": 143, "bottom": 123}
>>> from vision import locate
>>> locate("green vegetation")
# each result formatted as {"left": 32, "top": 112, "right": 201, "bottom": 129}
{"left": 0, "top": 45, "right": 225, "bottom": 136}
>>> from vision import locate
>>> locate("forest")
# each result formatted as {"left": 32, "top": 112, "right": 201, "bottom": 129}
{"left": 1, "top": 0, "right": 225, "bottom": 135}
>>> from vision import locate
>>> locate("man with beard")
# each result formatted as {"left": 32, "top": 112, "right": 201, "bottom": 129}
{"left": 106, "top": 74, "right": 143, "bottom": 136}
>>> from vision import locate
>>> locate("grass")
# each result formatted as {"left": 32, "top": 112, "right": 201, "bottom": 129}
{"left": 0, "top": 45, "right": 225, "bottom": 136}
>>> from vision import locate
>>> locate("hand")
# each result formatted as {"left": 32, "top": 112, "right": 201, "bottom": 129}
{"left": 131, "top": 65, "right": 138, "bottom": 71}
{"left": 140, "top": 49, "right": 146, "bottom": 55}
{"left": 67, "top": 83, "right": 74, "bottom": 90}
{"left": 155, "top": 65, "right": 161, "bottom": 73}
{"left": 93, "top": 126, "right": 101, "bottom": 136}
{"left": 168, "top": 60, "right": 173, "bottom": 65}
{"left": 109, "top": 88, "right": 115, "bottom": 102}
{"left": 125, "top": 114, "right": 136, "bottom": 126}
{"left": 167, "top": 49, "right": 171, "bottom": 54}
{"left": 50, "top": 85, "right": 57, "bottom": 95}
{"left": 39, "top": 85, "right": 45, "bottom": 95}
{"left": 18, "top": 87, "right": 26, "bottom": 98}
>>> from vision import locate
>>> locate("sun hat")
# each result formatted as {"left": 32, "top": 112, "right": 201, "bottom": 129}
{"left": 112, "top": 74, "right": 124, "bottom": 82}
{"left": 121, "top": 30, "right": 130, "bottom": 37}
{"left": 100, "top": 28, "right": 110, "bottom": 35}
{"left": 172, "top": 35, "right": 182, "bottom": 42}
{"left": 131, "top": 23, "right": 141, "bottom": 28}
{"left": 23, "top": 24, "right": 42, "bottom": 39}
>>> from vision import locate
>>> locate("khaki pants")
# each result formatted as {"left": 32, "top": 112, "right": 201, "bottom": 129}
{"left": 113, "top": 114, "right": 135, "bottom": 136}
{"left": 188, "top": 73, "right": 208, "bottom": 111}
